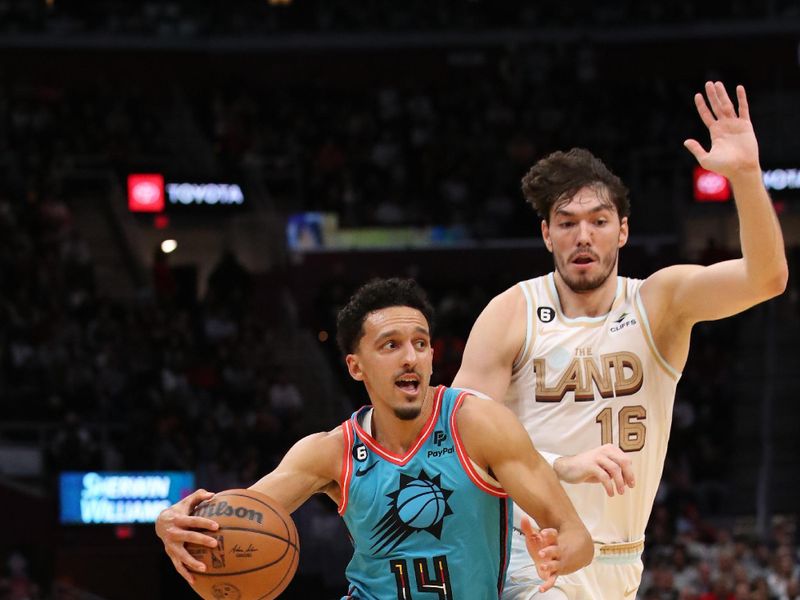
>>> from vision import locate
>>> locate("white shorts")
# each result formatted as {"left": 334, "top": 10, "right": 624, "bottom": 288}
{"left": 502, "top": 530, "right": 644, "bottom": 600}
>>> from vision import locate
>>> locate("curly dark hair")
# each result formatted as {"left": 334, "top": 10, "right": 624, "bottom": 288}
{"left": 521, "top": 148, "right": 630, "bottom": 222}
{"left": 336, "top": 278, "right": 435, "bottom": 355}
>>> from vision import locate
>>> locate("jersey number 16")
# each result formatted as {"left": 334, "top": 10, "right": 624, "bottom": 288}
{"left": 595, "top": 405, "right": 647, "bottom": 452}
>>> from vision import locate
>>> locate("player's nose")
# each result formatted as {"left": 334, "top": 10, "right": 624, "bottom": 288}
{"left": 400, "top": 341, "right": 417, "bottom": 366}
{"left": 576, "top": 221, "right": 592, "bottom": 244}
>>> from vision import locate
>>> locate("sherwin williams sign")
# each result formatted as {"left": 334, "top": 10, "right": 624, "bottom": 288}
{"left": 60, "top": 471, "right": 195, "bottom": 524}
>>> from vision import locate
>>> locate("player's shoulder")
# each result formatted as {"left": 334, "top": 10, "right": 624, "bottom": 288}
{"left": 292, "top": 425, "right": 346, "bottom": 480}
{"left": 293, "top": 426, "right": 347, "bottom": 463}
{"left": 455, "top": 392, "right": 514, "bottom": 429}
{"left": 640, "top": 264, "right": 704, "bottom": 308}
{"left": 454, "top": 393, "right": 528, "bottom": 456}
{"left": 483, "top": 280, "right": 531, "bottom": 316}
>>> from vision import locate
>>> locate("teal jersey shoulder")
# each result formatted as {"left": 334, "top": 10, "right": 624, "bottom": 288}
{"left": 339, "top": 386, "right": 513, "bottom": 600}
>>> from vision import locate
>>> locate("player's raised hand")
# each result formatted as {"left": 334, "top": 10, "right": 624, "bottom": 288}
{"left": 684, "top": 81, "right": 761, "bottom": 180}
{"left": 553, "top": 443, "right": 635, "bottom": 497}
{"left": 520, "top": 517, "right": 561, "bottom": 592}
{"left": 155, "top": 488, "right": 219, "bottom": 585}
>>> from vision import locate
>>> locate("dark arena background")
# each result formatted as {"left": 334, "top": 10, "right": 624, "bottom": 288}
{"left": 1, "top": 1, "right": 799, "bottom": 599}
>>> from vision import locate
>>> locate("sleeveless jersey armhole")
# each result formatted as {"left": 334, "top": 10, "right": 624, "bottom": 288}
{"left": 633, "top": 283, "right": 681, "bottom": 380}
{"left": 337, "top": 420, "right": 354, "bottom": 516}
{"left": 512, "top": 280, "right": 536, "bottom": 374}
{"left": 450, "top": 391, "right": 508, "bottom": 498}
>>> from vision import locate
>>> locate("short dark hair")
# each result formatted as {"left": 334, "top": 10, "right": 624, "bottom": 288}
{"left": 521, "top": 148, "right": 630, "bottom": 222}
{"left": 336, "top": 278, "right": 435, "bottom": 355}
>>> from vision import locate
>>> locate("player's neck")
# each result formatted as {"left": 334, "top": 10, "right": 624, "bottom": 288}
{"left": 553, "top": 270, "right": 619, "bottom": 318}
{"left": 371, "top": 387, "right": 434, "bottom": 455}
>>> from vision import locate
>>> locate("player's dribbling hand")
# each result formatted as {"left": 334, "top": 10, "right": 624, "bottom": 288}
{"left": 520, "top": 516, "right": 561, "bottom": 592}
{"left": 553, "top": 443, "right": 635, "bottom": 497}
{"left": 155, "top": 488, "right": 219, "bottom": 585}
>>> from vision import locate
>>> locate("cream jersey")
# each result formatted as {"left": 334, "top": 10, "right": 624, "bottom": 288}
{"left": 506, "top": 273, "right": 681, "bottom": 544}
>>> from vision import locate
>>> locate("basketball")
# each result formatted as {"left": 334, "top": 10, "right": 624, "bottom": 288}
{"left": 187, "top": 489, "right": 299, "bottom": 600}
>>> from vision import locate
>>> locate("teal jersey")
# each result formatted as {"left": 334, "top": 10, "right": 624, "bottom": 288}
{"left": 338, "top": 386, "right": 513, "bottom": 600}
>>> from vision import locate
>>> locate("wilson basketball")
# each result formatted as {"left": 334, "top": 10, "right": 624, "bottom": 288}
{"left": 187, "top": 489, "right": 299, "bottom": 600}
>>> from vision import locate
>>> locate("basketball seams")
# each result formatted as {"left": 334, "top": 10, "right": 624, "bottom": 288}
{"left": 256, "top": 548, "right": 299, "bottom": 600}
{"left": 208, "top": 491, "right": 293, "bottom": 540}
{"left": 190, "top": 489, "right": 300, "bottom": 600}
{"left": 202, "top": 525, "right": 299, "bottom": 551}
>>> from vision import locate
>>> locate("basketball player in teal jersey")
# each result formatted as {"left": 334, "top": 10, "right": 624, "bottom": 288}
{"left": 452, "top": 82, "right": 788, "bottom": 599}
{"left": 157, "top": 278, "right": 593, "bottom": 599}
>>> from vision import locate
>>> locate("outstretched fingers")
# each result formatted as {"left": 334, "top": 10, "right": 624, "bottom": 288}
{"left": 736, "top": 84, "right": 750, "bottom": 121}
{"left": 683, "top": 139, "right": 707, "bottom": 163}
{"left": 694, "top": 88, "right": 716, "bottom": 127}
{"left": 712, "top": 81, "right": 737, "bottom": 119}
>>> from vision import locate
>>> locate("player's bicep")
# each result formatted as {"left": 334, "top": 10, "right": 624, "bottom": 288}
{"left": 648, "top": 261, "right": 776, "bottom": 325}
{"left": 452, "top": 291, "right": 524, "bottom": 401}
{"left": 249, "top": 432, "right": 340, "bottom": 513}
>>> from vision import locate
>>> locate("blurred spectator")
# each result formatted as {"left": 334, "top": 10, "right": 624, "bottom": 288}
{"left": 268, "top": 370, "right": 305, "bottom": 426}
{"left": 0, "top": 551, "right": 41, "bottom": 600}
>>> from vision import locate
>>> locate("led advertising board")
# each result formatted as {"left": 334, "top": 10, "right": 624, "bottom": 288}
{"left": 127, "top": 174, "right": 245, "bottom": 212}
{"left": 60, "top": 471, "right": 195, "bottom": 524}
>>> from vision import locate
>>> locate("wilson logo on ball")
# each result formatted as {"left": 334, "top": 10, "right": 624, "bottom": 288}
{"left": 195, "top": 500, "right": 264, "bottom": 525}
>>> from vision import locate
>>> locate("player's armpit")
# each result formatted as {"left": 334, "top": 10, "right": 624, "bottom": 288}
{"left": 451, "top": 285, "right": 527, "bottom": 402}
{"left": 457, "top": 396, "right": 594, "bottom": 574}
{"left": 249, "top": 428, "right": 343, "bottom": 514}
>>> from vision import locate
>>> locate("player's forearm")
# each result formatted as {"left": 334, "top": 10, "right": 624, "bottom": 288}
{"left": 731, "top": 167, "right": 788, "bottom": 294}
{"left": 556, "top": 522, "right": 594, "bottom": 574}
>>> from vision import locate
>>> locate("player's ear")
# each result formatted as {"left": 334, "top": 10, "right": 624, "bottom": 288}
{"left": 345, "top": 354, "right": 364, "bottom": 381}
{"left": 618, "top": 216, "right": 629, "bottom": 248}
{"left": 541, "top": 220, "right": 553, "bottom": 253}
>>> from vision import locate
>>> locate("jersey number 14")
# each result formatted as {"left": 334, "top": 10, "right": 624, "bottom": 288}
{"left": 390, "top": 555, "right": 452, "bottom": 599}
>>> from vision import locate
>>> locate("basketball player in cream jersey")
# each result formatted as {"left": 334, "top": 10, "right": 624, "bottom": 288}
{"left": 452, "top": 81, "right": 788, "bottom": 599}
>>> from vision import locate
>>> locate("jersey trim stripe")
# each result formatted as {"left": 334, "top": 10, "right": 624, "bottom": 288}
{"left": 496, "top": 498, "right": 510, "bottom": 596}
{"left": 338, "top": 421, "right": 354, "bottom": 516}
{"left": 513, "top": 280, "right": 536, "bottom": 374}
{"left": 545, "top": 272, "right": 625, "bottom": 327}
{"left": 352, "top": 386, "right": 444, "bottom": 465}
{"left": 633, "top": 287, "right": 681, "bottom": 380}
{"left": 450, "top": 391, "right": 508, "bottom": 497}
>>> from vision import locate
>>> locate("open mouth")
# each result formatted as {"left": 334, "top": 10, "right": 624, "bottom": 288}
{"left": 395, "top": 377, "right": 420, "bottom": 393}
{"left": 572, "top": 254, "right": 596, "bottom": 266}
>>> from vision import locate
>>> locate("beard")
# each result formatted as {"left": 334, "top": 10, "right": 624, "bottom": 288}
{"left": 555, "top": 248, "right": 619, "bottom": 292}
{"left": 393, "top": 405, "right": 423, "bottom": 421}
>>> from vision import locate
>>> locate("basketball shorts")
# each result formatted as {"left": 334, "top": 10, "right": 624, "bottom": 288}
{"left": 502, "top": 529, "right": 644, "bottom": 600}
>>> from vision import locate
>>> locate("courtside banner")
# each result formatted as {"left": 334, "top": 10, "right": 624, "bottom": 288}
{"left": 59, "top": 471, "right": 195, "bottom": 524}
